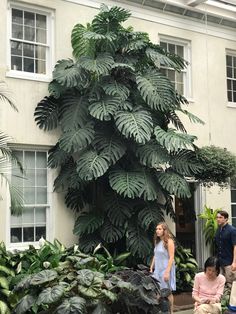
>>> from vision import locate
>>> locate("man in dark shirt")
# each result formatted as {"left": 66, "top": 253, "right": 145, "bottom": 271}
{"left": 215, "top": 210, "right": 236, "bottom": 285}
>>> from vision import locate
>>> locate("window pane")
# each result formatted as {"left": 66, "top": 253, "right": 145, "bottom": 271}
{"left": 226, "top": 55, "right": 232, "bottom": 66}
{"left": 36, "top": 46, "right": 46, "bottom": 60}
{"left": 36, "top": 152, "right": 47, "bottom": 168}
{"left": 23, "top": 58, "right": 34, "bottom": 72}
{"left": 37, "top": 187, "right": 47, "bottom": 204}
{"left": 11, "top": 56, "right": 22, "bottom": 71}
{"left": 233, "top": 92, "right": 236, "bottom": 103}
{"left": 233, "top": 57, "right": 236, "bottom": 68}
{"left": 37, "top": 169, "right": 47, "bottom": 186}
{"left": 176, "top": 71, "right": 183, "bottom": 83}
{"left": 177, "top": 83, "right": 184, "bottom": 94}
{"left": 11, "top": 214, "right": 22, "bottom": 225}
{"left": 12, "top": 9, "right": 23, "bottom": 24}
{"left": 25, "top": 151, "right": 35, "bottom": 168}
{"left": 36, "top": 28, "right": 46, "bottom": 43}
{"left": 227, "top": 66, "right": 232, "bottom": 78}
{"left": 36, "top": 14, "right": 46, "bottom": 29}
{"left": 22, "top": 208, "right": 34, "bottom": 224}
{"left": 11, "top": 41, "right": 22, "bottom": 56}
{"left": 231, "top": 204, "right": 236, "bottom": 217}
{"left": 160, "top": 42, "right": 167, "bottom": 50}
{"left": 36, "top": 227, "right": 46, "bottom": 241}
{"left": 36, "top": 207, "right": 46, "bottom": 223}
{"left": 23, "top": 43, "right": 34, "bottom": 58}
{"left": 168, "top": 43, "right": 175, "bottom": 54}
{"left": 24, "top": 11, "right": 35, "bottom": 27}
{"left": 160, "top": 68, "right": 167, "bottom": 76}
{"left": 227, "top": 79, "right": 232, "bottom": 91}
{"left": 167, "top": 69, "right": 175, "bottom": 82}
{"left": 233, "top": 80, "right": 236, "bottom": 92}
{"left": 11, "top": 228, "right": 22, "bottom": 242}
{"left": 228, "top": 90, "right": 232, "bottom": 102}
{"left": 234, "top": 68, "right": 236, "bottom": 79}
{"left": 35, "top": 60, "right": 46, "bottom": 74}
{"left": 24, "top": 26, "right": 35, "bottom": 41}
{"left": 177, "top": 45, "right": 184, "bottom": 58}
{"left": 25, "top": 169, "right": 35, "bottom": 187}
{"left": 24, "top": 187, "right": 35, "bottom": 204}
{"left": 14, "top": 151, "right": 23, "bottom": 163}
{"left": 231, "top": 190, "right": 236, "bottom": 203}
{"left": 23, "top": 227, "right": 34, "bottom": 241}
{"left": 12, "top": 23, "right": 23, "bottom": 39}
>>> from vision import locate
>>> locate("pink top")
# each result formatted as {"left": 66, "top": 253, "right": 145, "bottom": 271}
{"left": 192, "top": 272, "right": 225, "bottom": 303}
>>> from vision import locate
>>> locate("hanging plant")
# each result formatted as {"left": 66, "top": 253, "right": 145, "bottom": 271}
{"left": 196, "top": 145, "right": 236, "bottom": 187}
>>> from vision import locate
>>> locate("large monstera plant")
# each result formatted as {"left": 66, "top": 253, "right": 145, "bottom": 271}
{"left": 34, "top": 5, "right": 204, "bottom": 260}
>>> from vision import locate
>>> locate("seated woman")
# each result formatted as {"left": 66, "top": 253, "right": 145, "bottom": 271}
{"left": 192, "top": 256, "right": 226, "bottom": 314}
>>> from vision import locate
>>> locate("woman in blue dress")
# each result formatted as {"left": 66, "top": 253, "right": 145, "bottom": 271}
{"left": 150, "top": 222, "right": 176, "bottom": 313}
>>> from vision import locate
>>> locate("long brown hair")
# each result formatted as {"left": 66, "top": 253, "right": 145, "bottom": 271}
{"left": 154, "top": 222, "right": 174, "bottom": 249}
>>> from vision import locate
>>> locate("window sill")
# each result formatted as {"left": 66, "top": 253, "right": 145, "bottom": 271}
{"left": 7, "top": 242, "right": 40, "bottom": 252}
{"left": 227, "top": 102, "right": 236, "bottom": 108}
{"left": 6, "top": 70, "right": 52, "bottom": 83}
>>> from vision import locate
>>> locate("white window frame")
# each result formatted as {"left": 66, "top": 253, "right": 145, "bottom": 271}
{"left": 226, "top": 49, "right": 236, "bottom": 108}
{"left": 158, "top": 35, "right": 192, "bottom": 100}
{"left": 231, "top": 186, "right": 236, "bottom": 227}
{"left": 6, "top": 147, "right": 53, "bottom": 250}
{"left": 6, "top": 2, "right": 54, "bottom": 82}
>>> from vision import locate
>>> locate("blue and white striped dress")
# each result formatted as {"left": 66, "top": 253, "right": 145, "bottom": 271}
{"left": 152, "top": 240, "right": 176, "bottom": 291}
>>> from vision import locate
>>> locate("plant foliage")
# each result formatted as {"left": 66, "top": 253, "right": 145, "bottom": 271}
{"left": 34, "top": 4, "right": 206, "bottom": 260}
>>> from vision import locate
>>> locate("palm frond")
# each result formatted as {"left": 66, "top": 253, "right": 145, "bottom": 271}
{"left": 168, "top": 111, "right": 187, "bottom": 133}
{"left": 34, "top": 96, "right": 59, "bottom": 131}
{"left": 53, "top": 59, "right": 89, "bottom": 88}
{"left": 171, "top": 150, "right": 203, "bottom": 176}
{"left": 109, "top": 169, "right": 144, "bottom": 199}
{"left": 177, "top": 109, "right": 205, "bottom": 125}
{"left": 100, "top": 218, "right": 125, "bottom": 242}
{"left": 157, "top": 171, "right": 191, "bottom": 198}
{"left": 80, "top": 53, "right": 114, "bottom": 75}
{"left": 59, "top": 121, "right": 95, "bottom": 153}
{"left": 76, "top": 150, "right": 110, "bottom": 180}
{"left": 135, "top": 140, "right": 169, "bottom": 167}
{"left": 154, "top": 126, "right": 197, "bottom": 152}
{"left": 136, "top": 71, "right": 176, "bottom": 112}
{"left": 74, "top": 211, "right": 104, "bottom": 236}
{"left": 0, "top": 80, "right": 17, "bottom": 111}
{"left": 115, "top": 107, "right": 153, "bottom": 144}
{"left": 78, "top": 233, "right": 102, "bottom": 253}
{"left": 92, "top": 129, "right": 126, "bottom": 165}
{"left": 65, "top": 188, "right": 86, "bottom": 211}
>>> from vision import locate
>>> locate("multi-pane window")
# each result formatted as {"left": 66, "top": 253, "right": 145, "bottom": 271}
{"left": 159, "top": 39, "right": 190, "bottom": 97}
{"left": 10, "top": 6, "right": 50, "bottom": 75}
{"left": 231, "top": 187, "right": 236, "bottom": 227}
{"left": 10, "top": 151, "right": 48, "bottom": 243}
{"left": 226, "top": 53, "right": 236, "bottom": 103}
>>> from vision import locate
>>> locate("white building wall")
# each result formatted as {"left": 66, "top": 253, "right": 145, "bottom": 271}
{"left": 1, "top": 0, "right": 236, "bottom": 247}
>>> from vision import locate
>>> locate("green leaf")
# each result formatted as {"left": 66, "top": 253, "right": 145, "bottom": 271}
{"left": 139, "top": 169, "right": 159, "bottom": 201}
{"left": 34, "top": 96, "right": 59, "bottom": 131}
{"left": 102, "top": 80, "right": 130, "bottom": 101}
{"left": 37, "top": 285, "right": 64, "bottom": 305}
{"left": 60, "top": 95, "right": 89, "bottom": 131}
{"left": 100, "top": 219, "right": 125, "bottom": 242}
{"left": 154, "top": 126, "right": 197, "bottom": 152}
{"left": 135, "top": 140, "right": 169, "bottom": 167}
{"left": 0, "top": 300, "right": 10, "bottom": 314}
{"left": 74, "top": 211, "right": 104, "bottom": 236}
{"left": 109, "top": 169, "right": 144, "bottom": 199}
{"left": 0, "top": 265, "right": 15, "bottom": 277}
{"left": 59, "top": 121, "right": 95, "bottom": 153}
{"left": 157, "top": 171, "right": 191, "bottom": 198}
{"left": 76, "top": 150, "right": 110, "bottom": 180}
{"left": 138, "top": 202, "right": 164, "bottom": 230}
{"left": 178, "top": 109, "right": 205, "bottom": 125}
{"left": 0, "top": 277, "right": 9, "bottom": 290}
{"left": 48, "top": 80, "right": 66, "bottom": 99}
{"left": 93, "top": 129, "right": 126, "bottom": 165}
{"left": 115, "top": 107, "right": 153, "bottom": 144}
{"left": 53, "top": 59, "right": 89, "bottom": 88}
{"left": 30, "top": 270, "right": 58, "bottom": 285}
{"left": 171, "top": 150, "right": 203, "bottom": 176}
{"left": 88, "top": 95, "right": 120, "bottom": 121}
{"left": 48, "top": 143, "right": 70, "bottom": 168}
{"left": 126, "top": 224, "right": 152, "bottom": 258}
{"left": 55, "top": 296, "right": 87, "bottom": 314}
{"left": 80, "top": 53, "right": 114, "bottom": 75}
{"left": 15, "top": 295, "right": 36, "bottom": 314}
{"left": 71, "top": 23, "right": 93, "bottom": 59}
{"left": 136, "top": 71, "right": 176, "bottom": 111}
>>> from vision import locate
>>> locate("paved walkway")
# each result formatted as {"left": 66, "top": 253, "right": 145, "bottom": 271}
{"left": 175, "top": 310, "right": 192, "bottom": 314}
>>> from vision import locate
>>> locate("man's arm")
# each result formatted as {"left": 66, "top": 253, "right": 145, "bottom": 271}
{"left": 232, "top": 245, "right": 236, "bottom": 271}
